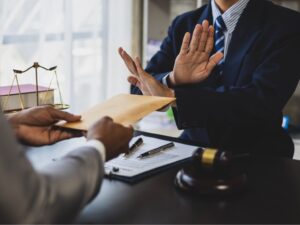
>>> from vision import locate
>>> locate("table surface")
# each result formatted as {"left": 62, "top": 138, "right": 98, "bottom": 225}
{"left": 26, "top": 132, "right": 300, "bottom": 224}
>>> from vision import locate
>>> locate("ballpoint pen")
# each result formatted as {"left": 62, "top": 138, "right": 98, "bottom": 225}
{"left": 125, "top": 137, "right": 143, "bottom": 156}
{"left": 137, "top": 142, "right": 175, "bottom": 159}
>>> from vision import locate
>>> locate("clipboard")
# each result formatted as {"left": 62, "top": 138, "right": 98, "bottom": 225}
{"left": 104, "top": 135, "right": 199, "bottom": 183}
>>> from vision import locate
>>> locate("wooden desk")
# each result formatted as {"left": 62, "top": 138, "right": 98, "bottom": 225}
{"left": 27, "top": 132, "right": 300, "bottom": 224}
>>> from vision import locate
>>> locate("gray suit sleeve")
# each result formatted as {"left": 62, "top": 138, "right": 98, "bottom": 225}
{"left": 0, "top": 112, "right": 104, "bottom": 224}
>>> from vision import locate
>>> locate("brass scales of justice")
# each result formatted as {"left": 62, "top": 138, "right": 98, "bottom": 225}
{"left": 1, "top": 62, "right": 69, "bottom": 113}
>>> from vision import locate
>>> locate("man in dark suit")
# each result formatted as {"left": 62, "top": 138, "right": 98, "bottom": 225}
{"left": 0, "top": 106, "right": 133, "bottom": 223}
{"left": 119, "top": 0, "right": 300, "bottom": 157}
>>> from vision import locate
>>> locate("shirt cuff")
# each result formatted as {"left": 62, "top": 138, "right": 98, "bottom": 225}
{"left": 162, "top": 73, "right": 171, "bottom": 87}
{"left": 85, "top": 139, "right": 106, "bottom": 162}
{"left": 159, "top": 73, "right": 172, "bottom": 112}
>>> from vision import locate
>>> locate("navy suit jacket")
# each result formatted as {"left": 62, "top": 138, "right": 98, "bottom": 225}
{"left": 132, "top": 0, "right": 300, "bottom": 157}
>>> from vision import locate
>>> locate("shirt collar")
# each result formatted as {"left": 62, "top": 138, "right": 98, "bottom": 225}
{"left": 211, "top": 0, "right": 250, "bottom": 34}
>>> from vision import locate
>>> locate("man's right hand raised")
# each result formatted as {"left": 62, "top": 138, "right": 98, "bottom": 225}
{"left": 87, "top": 117, "right": 133, "bottom": 161}
{"left": 169, "top": 20, "right": 223, "bottom": 86}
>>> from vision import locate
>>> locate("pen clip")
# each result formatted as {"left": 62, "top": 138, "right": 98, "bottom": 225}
{"left": 125, "top": 137, "right": 143, "bottom": 157}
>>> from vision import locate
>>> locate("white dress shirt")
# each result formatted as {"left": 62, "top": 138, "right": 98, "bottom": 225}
{"left": 211, "top": 0, "right": 249, "bottom": 58}
{"left": 86, "top": 140, "right": 106, "bottom": 162}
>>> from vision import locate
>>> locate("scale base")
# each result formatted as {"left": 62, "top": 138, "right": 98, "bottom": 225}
{"left": 3, "top": 104, "right": 70, "bottom": 114}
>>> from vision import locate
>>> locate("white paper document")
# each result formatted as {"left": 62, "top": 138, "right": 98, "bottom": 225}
{"left": 104, "top": 135, "right": 199, "bottom": 178}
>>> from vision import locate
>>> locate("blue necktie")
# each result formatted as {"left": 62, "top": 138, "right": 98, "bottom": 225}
{"left": 214, "top": 15, "right": 227, "bottom": 73}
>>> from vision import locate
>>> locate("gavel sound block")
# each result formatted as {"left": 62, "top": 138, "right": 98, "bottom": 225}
{"left": 175, "top": 148, "right": 249, "bottom": 195}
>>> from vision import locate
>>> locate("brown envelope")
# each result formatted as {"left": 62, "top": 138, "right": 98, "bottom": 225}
{"left": 57, "top": 94, "right": 176, "bottom": 131}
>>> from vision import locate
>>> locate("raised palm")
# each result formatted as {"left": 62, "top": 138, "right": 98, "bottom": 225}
{"left": 118, "top": 48, "right": 174, "bottom": 98}
{"left": 171, "top": 20, "right": 223, "bottom": 86}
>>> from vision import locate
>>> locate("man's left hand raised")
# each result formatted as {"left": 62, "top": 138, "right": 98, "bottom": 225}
{"left": 169, "top": 20, "right": 223, "bottom": 86}
{"left": 119, "top": 49, "right": 175, "bottom": 98}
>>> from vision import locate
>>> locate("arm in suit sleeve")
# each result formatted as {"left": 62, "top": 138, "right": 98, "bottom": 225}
{"left": 0, "top": 113, "right": 104, "bottom": 224}
{"left": 174, "top": 35, "right": 300, "bottom": 129}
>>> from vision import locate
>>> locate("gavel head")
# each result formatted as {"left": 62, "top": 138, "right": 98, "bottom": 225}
{"left": 174, "top": 148, "right": 249, "bottom": 195}
{"left": 192, "top": 148, "right": 232, "bottom": 173}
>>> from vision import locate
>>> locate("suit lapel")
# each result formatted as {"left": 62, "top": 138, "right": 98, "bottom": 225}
{"left": 222, "top": 0, "right": 264, "bottom": 86}
{"left": 197, "top": 2, "right": 213, "bottom": 25}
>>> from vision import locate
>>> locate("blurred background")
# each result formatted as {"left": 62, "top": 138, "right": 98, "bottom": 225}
{"left": 0, "top": 0, "right": 300, "bottom": 138}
